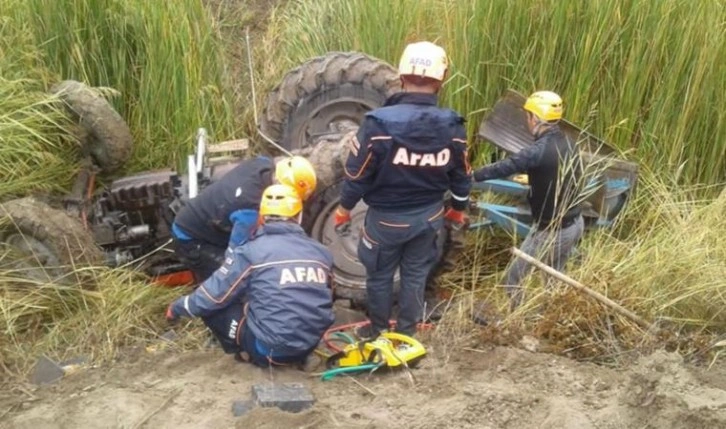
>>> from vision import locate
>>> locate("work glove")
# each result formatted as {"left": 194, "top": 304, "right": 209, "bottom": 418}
{"left": 165, "top": 302, "right": 180, "bottom": 324}
{"left": 444, "top": 208, "right": 469, "bottom": 231}
{"left": 334, "top": 207, "right": 352, "bottom": 236}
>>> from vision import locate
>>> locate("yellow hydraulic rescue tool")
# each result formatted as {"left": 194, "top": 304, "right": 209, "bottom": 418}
{"left": 322, "top": 332, "right": 426, "bottom": 381}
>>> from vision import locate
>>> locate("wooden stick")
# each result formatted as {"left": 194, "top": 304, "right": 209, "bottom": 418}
{"left": 511, "top": 247, "right": 656, "bottom": 332}
{"left": 132, "top": 388, "right": 181, "bottom": 429}
{"left": 346, "top": 376, "right": 377, "bottom": 396}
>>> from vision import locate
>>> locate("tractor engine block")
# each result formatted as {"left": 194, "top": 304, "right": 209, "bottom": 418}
{"left": 89, "top": 170, "right": 180, "bottom": 266}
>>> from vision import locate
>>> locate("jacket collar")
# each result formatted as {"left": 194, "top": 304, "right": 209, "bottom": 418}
{"left": 384, "top": 92, "right": 438, "bottom": 107}
{"left": 255, "top": 221, "right": 305, "bottom": 237}
{"left": 534, "top": 123, "right": 562, "bottom": 140}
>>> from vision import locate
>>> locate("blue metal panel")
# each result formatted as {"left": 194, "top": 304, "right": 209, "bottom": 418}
{"left": 473, "top": 203, "right": 531, "bottom": 237}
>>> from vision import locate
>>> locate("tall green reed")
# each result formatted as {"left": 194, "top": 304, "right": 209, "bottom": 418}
{"left": 263, "top": 0, "right": 726, "bottom": 189}
{"left": 8, "top": 0, "right": 239, "bottom": 173}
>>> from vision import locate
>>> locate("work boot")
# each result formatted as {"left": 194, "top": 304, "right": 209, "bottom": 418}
{"left": 355, "top": 324, "right": 385, "bottom": 341}
{"left": 423, "top": 295, "right": 446, "bottom": 322}
{"left": 471, "top": 300, "right": 495, "bottom": 326}
{"left": 299, "top": 353, "right": 321, "bottom": 373}
{"left": 205, "top": 334, "right": 221, "bottom": 349}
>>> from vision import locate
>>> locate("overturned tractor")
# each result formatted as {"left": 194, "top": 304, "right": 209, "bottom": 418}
{"left": 0, "top": 51, "right": 638, "bottom": 307}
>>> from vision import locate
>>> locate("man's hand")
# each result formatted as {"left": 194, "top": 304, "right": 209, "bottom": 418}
{"left": 334, "top": 207, "right": 352, "bottom": 236}
{"left": 165, "top": 302, "right": 179, "bottom": 324}
{"left": 444, "top": 208, "right": 469, "bottom": 231}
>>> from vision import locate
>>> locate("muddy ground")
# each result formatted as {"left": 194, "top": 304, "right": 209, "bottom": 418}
{"left": 5, "top": 328, "right": 726, "bottom": 429}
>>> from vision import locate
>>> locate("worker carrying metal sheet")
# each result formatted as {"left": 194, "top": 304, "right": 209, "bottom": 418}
{"left": 472, "top": 91, "right": 585, "bottom": 313}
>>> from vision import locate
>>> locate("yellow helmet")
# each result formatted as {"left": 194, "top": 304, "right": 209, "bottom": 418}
{"left": 523, "top": 91, "right": 563, "bottom": 122}
{"left": 398, "top": 41, "right": 448, "bottom": 82}
{"left": 275, "top": 156, "right": 317, "bottom": 200}
{"left": 259, "top": 184, "right": 303, "bottom": 219}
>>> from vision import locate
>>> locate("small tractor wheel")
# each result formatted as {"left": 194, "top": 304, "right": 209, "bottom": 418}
{"left": 51, "top": 80, "right": 133, "bottom": 173}
{"left": 260, "top": 51, "right": 400, "bottom": 151}
{"left": 0, "top": 197, "right": 104, "bottom": 283}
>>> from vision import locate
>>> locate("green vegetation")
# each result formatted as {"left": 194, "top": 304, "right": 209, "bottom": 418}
{"left": 0, "top": 0, "right": 236, "bottom": 376}
{"left": 263, "top": 0, "right": 726, "bottom": 188}
{"left": 1, "top": 0, "right": 239, "bottom": 179}
{"left": 1, "top": 0, "right": 725, "bottom": 378}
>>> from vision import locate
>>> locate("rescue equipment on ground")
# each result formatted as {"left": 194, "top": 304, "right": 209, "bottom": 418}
{"left": 317, "top": 320, "right": 432, "bottom": 381}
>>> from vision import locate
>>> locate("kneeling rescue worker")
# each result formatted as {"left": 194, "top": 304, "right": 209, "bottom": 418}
{"left": 334, "top": 41, "right": 472, "bottom": 339}
{"left": 471, "top": 90, "right": 584, "bottom": 312}
{"left": 166, "top": 184, "right": 335, "bottom": 367}
{"left": 170, "top": 155, "right": 317, "bottom": 284}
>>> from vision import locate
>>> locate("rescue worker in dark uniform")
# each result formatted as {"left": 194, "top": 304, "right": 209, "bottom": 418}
{"left": 471, "top": 90, "right": 585, "bottom": 313}
{"left": 171, "top": 155, "right": 317, "bottom": 284}
{"left": 333, "top": 41, "right": 472, "bottom": 339}
{"left": 166, "top": 184, "right": 335, "bottom": 367}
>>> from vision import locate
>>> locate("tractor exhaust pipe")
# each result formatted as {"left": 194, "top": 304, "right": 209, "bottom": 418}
{"left": 195, "top": 127, "right": 207, "bottom": 174}
{"left": 188, "top": 155, "right": 198, "bottom": 199}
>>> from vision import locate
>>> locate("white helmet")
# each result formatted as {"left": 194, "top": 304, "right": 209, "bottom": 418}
{"left": 398, "top": 41, "right": 448, "bottom": 82}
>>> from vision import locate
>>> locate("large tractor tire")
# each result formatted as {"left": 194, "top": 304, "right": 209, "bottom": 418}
{"left": 269, "top": 51, "right": 462, "bottom": 306}
{"left": 302, "top": 181, "right": 453, "bottom": 306}
{"left": 0, "top": 197, "right": 104, "bottom": 283}
{"left": 51, "top": 80, "right": 133, "bottom": 173}
{"left": 260, "top": 52, "right": 401, "bottom": 150}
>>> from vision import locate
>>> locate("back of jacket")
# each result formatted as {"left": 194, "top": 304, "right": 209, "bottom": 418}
{"left": 528, "top": 127, "right": 583, "bottom": 227}
{"left": 240, "top": 223, "right": 335, "bottom": 354}
{"left": 339, "top": 93, "right": 472, "bottom": 212}
{"left": 174, "top": 156, "right": 273, "bottom": 246}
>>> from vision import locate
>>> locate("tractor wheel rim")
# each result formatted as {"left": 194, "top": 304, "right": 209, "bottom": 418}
{"left": 314, "top": 198, "right": 401, "bottom": 290}
{"left": 295, "top": 98, "right": 377, "bottom": 148}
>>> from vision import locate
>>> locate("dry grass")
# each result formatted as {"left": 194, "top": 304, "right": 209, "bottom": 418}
{"left": 0, "top": 265, "right": 209, "bottom": 382}
{"left": 433, "top": 174, "right": 726, "bottom": 365}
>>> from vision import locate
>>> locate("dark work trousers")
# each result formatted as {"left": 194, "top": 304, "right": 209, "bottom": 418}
{"left": 358, "top": 201, "right": 445, "bottom": 336}
{"left": 504, "top": 215, "right": 585, "bottom": 309}
{"left": 171, "top": 237, "right": 227, "bottom": 285}
{"left": 202, "top": 304, "right": 314, "bottom": 368}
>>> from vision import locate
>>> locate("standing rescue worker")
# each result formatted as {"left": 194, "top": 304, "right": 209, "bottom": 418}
{"left": 166, "top": 184, "right": 335, "bottom": 367}
{"left": 471, "top": 91, "right": 585, "bottom": 312}
{"left": 333, "top": 41, "right": 472, "bottom": 339}
{"left": 171, "top": 155, "right": 317, "bottom": 284}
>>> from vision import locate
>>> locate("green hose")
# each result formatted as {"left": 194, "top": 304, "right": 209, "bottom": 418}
{"left": 331, "top": 332, "right": 357, "bottom": 344}
{"left": 320, "top": 363, "right": 380, "bottom": 381}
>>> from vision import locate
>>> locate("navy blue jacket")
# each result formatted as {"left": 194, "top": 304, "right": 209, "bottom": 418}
{"left": 473, "top": 125, "right": 583, "bottom": 227}
{"left": 339, "top": 93, "right": 472, "bottom": 212}
{"left": 170, "top": 222, "right": 335, "bottom": 355}
{"left": 173, "top": 156, "right": 273, "bottom": 248}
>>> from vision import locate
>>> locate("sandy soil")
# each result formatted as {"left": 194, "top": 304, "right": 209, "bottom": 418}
{"left": 4, "top": 331, "right": 726, "bottom": 429}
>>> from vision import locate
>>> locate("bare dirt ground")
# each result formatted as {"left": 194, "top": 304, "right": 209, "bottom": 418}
{"left": 5, "top": 332, "right": 726, "bottom": 429}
